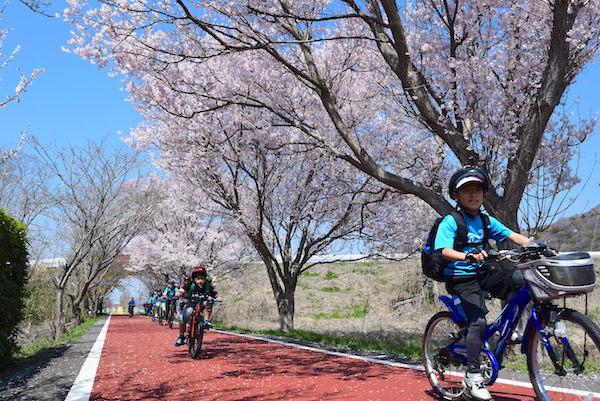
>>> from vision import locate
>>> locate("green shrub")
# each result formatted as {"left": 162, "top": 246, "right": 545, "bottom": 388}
{"left": 23, "top": 266, "right": 55, "bottom": 324}
{"left": 0, "top": 210, "right": 29, "bottom": 368}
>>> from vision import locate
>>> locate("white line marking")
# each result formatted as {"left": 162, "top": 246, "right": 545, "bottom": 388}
{"left": 64, "top": 315, "right": 111, "bottom": 401}
{"left": 213, "top": 328, "right": 423, "bottom": 370}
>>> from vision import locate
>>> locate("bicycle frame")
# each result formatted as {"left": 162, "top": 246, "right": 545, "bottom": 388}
{"left": 189, "top": 302, "right": 205, "bottom": 338}
{"left": 440, "top": 282, "right": 558, "bottom": 385}
{"left": 426, "top": 246, "right": 600, "bottom": 401}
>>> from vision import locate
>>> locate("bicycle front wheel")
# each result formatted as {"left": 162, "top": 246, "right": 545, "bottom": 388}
{"left": 188, "top": 318, "right": 204, "bottom": 359}
{"left": 422, "top": 311, "right": 466, "bottom": 400}
{"left": 527, "top": 308, "right": 600, "bottom": 401}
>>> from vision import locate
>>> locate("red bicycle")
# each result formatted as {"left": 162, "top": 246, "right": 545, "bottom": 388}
{"left": 187, "top": 295, "right": 218, "bottom": 359}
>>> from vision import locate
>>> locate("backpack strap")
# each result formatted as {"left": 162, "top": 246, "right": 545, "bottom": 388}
{"left": 450, "top": 210, "right": 490, "bottom": 251}
{"left": 449, "top": 210, "right": 468, "bottom": 250}
{"left": 480, "top": 213, "right": 490, "bottom": 250}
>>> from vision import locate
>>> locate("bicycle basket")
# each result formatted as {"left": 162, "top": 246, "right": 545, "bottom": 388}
{"left": 517, "top": 252, "right": 596, "bottom": 301}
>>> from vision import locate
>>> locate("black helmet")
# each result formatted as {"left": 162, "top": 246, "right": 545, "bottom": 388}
{"left": 448, "top": 166, "right": 489, "bottom": 195}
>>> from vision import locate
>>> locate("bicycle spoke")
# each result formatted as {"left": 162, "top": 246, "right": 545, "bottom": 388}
{"left": 528, "top": 309, "right": 600, "bottom": 401}
{"left": 423, "top": 312, "right": 466, "bottom": 399}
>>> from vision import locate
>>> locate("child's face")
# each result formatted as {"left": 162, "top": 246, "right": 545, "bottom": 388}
{"left": 454, "top": 183, "right": 485, "bottom": 213}
{"left": 194, "top": 276, "right": 206, "bottom": 285}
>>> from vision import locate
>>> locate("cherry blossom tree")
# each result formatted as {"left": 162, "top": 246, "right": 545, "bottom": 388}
{"left": 125, "top": 177, "right": 250, "bottom": 286}
{"left": 63, "top": 0, "right": 600, "bottom": 234}
{"left": 125, "top": 103, "right": 416, "bottom": 330}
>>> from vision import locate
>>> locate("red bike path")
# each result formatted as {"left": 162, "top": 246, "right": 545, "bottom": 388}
{"left": 86, "top": 315, "right": 537, "bottom": 400}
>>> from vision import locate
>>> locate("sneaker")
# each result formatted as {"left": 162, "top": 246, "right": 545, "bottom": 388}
{"left": 174, "top": 336, "right": 185, "bottom": 346}
{"left": 203, "top": 320, "right": 212, "bottom": 328}
{"left": 463, "top": 372, "right": 492, "bottom": 401}
{"left": 509, "top": 331, "right": 523, "bottom": 344}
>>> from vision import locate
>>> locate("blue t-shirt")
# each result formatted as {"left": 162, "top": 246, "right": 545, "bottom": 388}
{"left": 434, "top": 212, "right": 513, "bottom": 277}
{"left": 163, "top": 286, "right": 177, "bottom": 298}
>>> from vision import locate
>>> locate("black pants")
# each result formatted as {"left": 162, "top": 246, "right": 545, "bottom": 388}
{"left": 445, "top": 266, "right": 525, "bottom": 373}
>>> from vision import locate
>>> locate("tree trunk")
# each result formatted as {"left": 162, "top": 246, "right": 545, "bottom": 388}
{"left": 71, "top": 298, "right": 82, "bottom": 325}
{"left": 52, "top": 288, "right": 66, "bottom": 341}
{"left": 95, "top": 298, "right": 104, "bottom": 316}
{"left": 276, "top": 287, "right": 295, "bottom": 332}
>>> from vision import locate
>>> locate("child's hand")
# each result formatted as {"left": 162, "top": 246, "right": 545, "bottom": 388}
{"left": 465, "top": 250, "right": 486, "bottom": 264}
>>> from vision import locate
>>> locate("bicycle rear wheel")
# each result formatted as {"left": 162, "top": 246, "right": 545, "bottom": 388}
{"left": 422, "top": 311, "right": 466, "bottom": 400}
{"left": 527, "top": 308, "right": 600, "bottom": 401}
{"left": 188, "top": 317, "right": 205, "bottom": 359}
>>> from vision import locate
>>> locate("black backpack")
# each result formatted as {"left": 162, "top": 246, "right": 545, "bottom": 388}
{"left": 421, "top": 211, "right": 490, "bottom": 282}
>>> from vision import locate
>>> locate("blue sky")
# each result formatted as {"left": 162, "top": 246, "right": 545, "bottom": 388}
{"left": 1, "top": 1, "right": 599, "bottom": 219}
{"left": 1, "top": 1, "right": 141, "bottom": 150}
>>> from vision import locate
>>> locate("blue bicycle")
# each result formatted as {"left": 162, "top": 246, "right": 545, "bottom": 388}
{"left": 422, "top": 241, "right": 600, "bottom": 401}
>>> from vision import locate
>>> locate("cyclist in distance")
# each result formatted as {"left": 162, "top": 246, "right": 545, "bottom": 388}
{"left": 174, "top": 266, "right": 220, "bottom": 346}
{"left": 128, "top": 297, "right": 135, "bottom": 317}
{"left": 164, "top": 280, "right": 177, "bottom": 299}
{"left": 163, "top": 280, "right": 177, "bottom": 323}
{"left": 435, "top": 166, "right": 531, "bottom": 401}
{"left": 146, "top": 292, "right": 156, "bottom": 317}
{"left": 156, "top": 289, "right": 166, "bottom": 317}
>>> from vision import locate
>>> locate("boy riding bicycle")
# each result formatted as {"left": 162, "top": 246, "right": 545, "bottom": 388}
{"left": 174, "top": 266, "right": 220, "bottom": 346}
{"left": 435, "top": 166, "right": 531, "bottom": 401}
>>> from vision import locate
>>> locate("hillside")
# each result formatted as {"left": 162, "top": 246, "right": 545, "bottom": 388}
{"left": 537, "top": 204, "right": 600, "bottom": 251}
{"left": 210, "top": 206, "right": 600, "bottom": 355}
{"left": 213, "top": 259, "right": 600, "bottom": 354}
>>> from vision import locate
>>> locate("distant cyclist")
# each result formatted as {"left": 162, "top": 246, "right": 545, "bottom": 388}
{"left": 163, "top": 280, "right": 178, "bottom": 323}
{"left": 154, "top": 289, "right": 165, "bottom": 319}
{"left": 145, "top": 293, "right": 155, "bottom": 316}
{"left": 128, "top": 297, "right": 135, "bottom": 317}
{"left": 174, "top": 266, "right": 220, "bottom": 346}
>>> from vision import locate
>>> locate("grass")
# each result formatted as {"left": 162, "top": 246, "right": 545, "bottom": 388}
{"left": 15, "top": 316, "right": 103, "bottom": 359}
{"left": 217, "top": 324, "right": 423, "bottom": 360}
{"left": 313, "top": 303, "right": 368, "bottom": 320}
{"left": 0, "top": 316, "right": 104, "bottom": 381}
{"left": 323, "top": 271, "right": 339, "bottom": 280}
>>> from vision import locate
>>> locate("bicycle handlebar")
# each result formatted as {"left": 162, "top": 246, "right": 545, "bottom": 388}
{"left": 475, "top": 241, "right": 557, "bottom": 266}
{"left": 189, "top": 295, "right": 218, "bottom": 303}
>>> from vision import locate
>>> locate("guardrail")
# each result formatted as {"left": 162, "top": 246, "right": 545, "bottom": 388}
{"left": 306, "top": 251, "right": 600, "bottom": 262}
{"left": 588, "top": 252, "right": 600, "bottom": 259}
